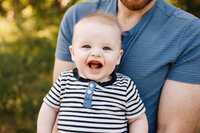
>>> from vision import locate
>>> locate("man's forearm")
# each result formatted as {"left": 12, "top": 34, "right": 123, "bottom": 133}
{"left": 53, "top": 58, "right": 74, "bottom": 83}
{"left": 157, "top": 79, "right": 200, "bottom": 133}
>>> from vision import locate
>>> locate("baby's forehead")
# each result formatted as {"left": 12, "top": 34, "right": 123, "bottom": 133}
{"left": 74, "top": 18, "right": 121, "bottom": 34}
{"left": 75, "top": 20, "right": 115, "bottom": 30}
{"left": 76, "top": 19, "right": 113, "bottom": 29}
{"left": 74, "top": 21, "right": 121, "bottom": 43}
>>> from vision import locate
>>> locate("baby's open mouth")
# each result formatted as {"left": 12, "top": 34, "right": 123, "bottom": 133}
{"left": 88, "top": 61, "right": 103, "bottom": 69}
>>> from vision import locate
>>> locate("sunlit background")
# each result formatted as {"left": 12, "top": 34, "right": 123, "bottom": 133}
{"left": 0, "top": 0, "right": 199, "bottom": 132}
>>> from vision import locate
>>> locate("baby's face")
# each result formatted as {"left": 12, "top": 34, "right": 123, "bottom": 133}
{"left": 70, "top": 21, "right": 123, "bottom": 82}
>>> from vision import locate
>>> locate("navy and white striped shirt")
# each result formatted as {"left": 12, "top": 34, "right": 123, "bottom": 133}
{"left": 44, "top": 68, "right": 145, "bottom": 132}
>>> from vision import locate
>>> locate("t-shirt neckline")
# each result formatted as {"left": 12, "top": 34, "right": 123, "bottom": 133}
{"left": 73, "top": 68, "right": 117, "bottom": 86}
{"left": 113, "top": 0, "right": 159, "bottom": 35}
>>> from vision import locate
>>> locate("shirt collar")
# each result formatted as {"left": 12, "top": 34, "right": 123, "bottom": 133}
{"left": 73, "top": 68, "right": 117, "bottom": 86}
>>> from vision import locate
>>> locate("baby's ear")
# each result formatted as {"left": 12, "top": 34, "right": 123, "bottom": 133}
{"left": 69, "top": 45, "right": 75, "bottom": 61}
{"left": 116, "top": 50, "right": 123, "bottom": 65}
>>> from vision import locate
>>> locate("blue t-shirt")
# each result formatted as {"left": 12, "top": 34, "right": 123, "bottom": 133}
{"left": 55, "top": 0, "right": 200, "bottom": 132}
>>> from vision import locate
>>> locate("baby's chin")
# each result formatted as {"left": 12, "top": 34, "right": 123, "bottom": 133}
{"left": 87, "top": 75, "right": 111, "bottom": 83}
{"left": 79, "top": 72, "right": 110, "bottom": 82}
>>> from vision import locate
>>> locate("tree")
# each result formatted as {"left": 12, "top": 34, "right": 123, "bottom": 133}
{"left": 167, "top": 0, "right": 200, "bottom": 18}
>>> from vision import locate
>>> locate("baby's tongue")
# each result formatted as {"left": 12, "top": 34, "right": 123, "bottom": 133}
{"left": 90, "top": 63, "right": 100, "bottom": 69}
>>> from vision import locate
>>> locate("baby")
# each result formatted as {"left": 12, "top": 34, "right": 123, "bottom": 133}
{"left": 37, "top": 12, "right": 148, "bottom": 133}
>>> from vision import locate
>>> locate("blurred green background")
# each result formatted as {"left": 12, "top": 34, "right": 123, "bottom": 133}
{"left": 0, "top": 0, "right": 199, "bottom": 132}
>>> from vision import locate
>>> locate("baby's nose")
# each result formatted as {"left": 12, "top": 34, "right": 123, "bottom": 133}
{"left": 91, "top": 48, "right": 101, "bottom": 57}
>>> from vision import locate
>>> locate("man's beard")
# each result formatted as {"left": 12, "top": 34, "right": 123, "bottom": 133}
{"left": 120, "top": 0, "right": 153, "bottom": 10}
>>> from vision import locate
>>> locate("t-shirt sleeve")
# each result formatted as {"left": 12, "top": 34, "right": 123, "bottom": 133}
{"left": 125, "top": 80, "right": 146, "bottom": 120}
{"left": 55, "top": 5, "right": 76, "bottom": 61}
{"left": 167, "top": 19, "right": 200, "bottom": 84}
{"left": 43, "top": 75, "right": 62, "bottom": 109}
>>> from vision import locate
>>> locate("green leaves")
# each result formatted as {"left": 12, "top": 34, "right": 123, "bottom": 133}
{"left": 167, "top": 0, "right": 200, "bottom": 18}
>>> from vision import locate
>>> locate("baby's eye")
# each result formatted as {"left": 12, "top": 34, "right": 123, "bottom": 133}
{"left": 103, "top": 46, "right": 111, "bottom": 50}
{"left": 82, "top": 45, "right": 91, "bottom": 48}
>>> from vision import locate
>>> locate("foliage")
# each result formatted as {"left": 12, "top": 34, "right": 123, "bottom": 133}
{"left": 167, "top": 0, "right": 200, "bottom": 18}
{"left": 0, "top": 0, "right": 81, "bottom": 132}
{"left": 0, "top": 0, "right": 199, "bottom": 133}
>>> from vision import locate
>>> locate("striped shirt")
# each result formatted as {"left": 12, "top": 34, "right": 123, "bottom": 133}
{"left": 44, "top": 68, "right": 146, "bottom": 133}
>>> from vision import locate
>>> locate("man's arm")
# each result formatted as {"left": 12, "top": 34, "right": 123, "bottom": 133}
{"left": 157, "top": 79, "right": 200, "bottom": 133}
{"left": 53, "top": 58, "right": 74, "bottom": 83}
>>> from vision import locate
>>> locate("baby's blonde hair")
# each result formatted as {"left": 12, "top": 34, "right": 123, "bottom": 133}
{"left": 72, "top": 12, "right": 121, "bottom": 45}
{"left": 77, "top": 12, "right": 121, "bottom": 31}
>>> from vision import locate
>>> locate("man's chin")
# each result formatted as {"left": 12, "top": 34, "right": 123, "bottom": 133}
{"left": 120, "top": 0, "right": 153, "bottom": 11}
